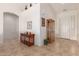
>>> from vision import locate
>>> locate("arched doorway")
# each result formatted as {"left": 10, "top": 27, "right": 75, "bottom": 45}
{"left": 3, "top": 12, "right": 19, "bottom": 42}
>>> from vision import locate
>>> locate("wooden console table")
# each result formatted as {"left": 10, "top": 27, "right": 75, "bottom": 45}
{"left": 20, "top": 32, "right": 35, "bottom": 46}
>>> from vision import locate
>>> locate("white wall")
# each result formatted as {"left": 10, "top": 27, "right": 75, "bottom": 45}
{"left": 0, "top": 11, "right": 3, "bottom": 43}
{"left": 40, "top": 3, "right": 56, "bottom": 20}
{"left": 77, "top": 11, "right": 79, "bottom": 41}
{"left": 19, "top": 4, "right": 41, "bottom": 46}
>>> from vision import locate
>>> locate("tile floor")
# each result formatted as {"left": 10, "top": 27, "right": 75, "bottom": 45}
{"left": 0, "top": 38, "right": 79, "bottom": 56}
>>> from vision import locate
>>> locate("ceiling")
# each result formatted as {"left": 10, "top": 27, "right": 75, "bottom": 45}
{"left": 0, "top": 3, "right": 29, "bottom": 12}
{"left": 50, "top": 3, "right": 79, "bottom": 14}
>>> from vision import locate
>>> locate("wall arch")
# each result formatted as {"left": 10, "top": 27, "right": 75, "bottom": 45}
{"left": 3, "top": 12, "right": 19, "bottom": 17}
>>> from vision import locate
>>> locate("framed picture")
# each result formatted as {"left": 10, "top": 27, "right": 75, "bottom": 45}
{"left": 42, "top": 17, "right": 45, "bottom": 27}
{"left": 27, "top": 21, "right": 32, "bottom": 29}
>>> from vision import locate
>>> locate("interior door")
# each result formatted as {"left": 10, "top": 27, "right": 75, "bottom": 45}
{"left": 47, "top": 19, "right": 55, "bottom": 43}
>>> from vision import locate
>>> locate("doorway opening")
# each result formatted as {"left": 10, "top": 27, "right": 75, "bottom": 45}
{"left": 46, "top": 19, "right": 55, "bottom": 43}
{"left": 3, "top": 12, "right": 19, "bottom": 43}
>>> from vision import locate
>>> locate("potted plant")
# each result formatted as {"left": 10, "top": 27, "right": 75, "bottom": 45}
{"left": 44, "top": 37, "right": 48, "bottom": 45}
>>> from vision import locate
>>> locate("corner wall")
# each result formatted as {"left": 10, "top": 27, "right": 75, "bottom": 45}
{"left": 19, "top": 4, "right": 41, "bottom": 46}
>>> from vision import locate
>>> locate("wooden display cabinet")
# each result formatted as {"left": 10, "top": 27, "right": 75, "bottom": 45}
{"left": 20, "top": 32, "right": 35, "bottom": 46}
